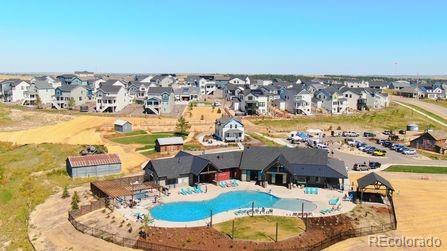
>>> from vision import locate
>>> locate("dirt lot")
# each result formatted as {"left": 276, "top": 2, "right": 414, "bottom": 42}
{"left": 328, "top": 171, "right": 447, "bottom": 250}
{"left": 0, "top": 108, "right": 74, "bottom": 132}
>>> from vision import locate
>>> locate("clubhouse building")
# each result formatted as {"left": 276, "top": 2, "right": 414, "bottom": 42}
{"left": 143, "top": 147, "right": 348, "bottom": 190}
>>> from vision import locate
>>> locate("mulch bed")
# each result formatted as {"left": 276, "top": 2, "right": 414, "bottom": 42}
{"left": 139, "top": 205, "right": 391, "bottom": 250}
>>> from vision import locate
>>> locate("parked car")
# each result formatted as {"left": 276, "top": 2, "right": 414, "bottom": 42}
{"left": 373, "top": 149, "right": 387, "bottom": 156}
{"left": 346, "top": 138, "right": 356, "bottom": 146}
{"left": 377, "top": 139, "right": 385, "bottom": 145}
{"left": 369, "top": 162, "right": 382, "bottom": 169}
{"left": 364, "top": 132, "right": 376, "bottom": 137}
{"left": 358, "top": 144, "right": 368, "bottom": 151}
{"left": 383, "top": 141, "right": 393, "bottom": 148}
{"left": 402, "top": 148, "right": 417, "bottom": 155}
{"left": 383, "top": 130, "right": 392, "bottom": 135}
{"left": 366, "top": 147, "right": 377, "bottom": 154}
{"left": 391, "top": 144, "right": 404, "bottom": 151}
{"left": 342, "top": 131, "right": 359, "bottom": 137}
{"left": 353, "top": 163, "right": 370, "bottom": 171}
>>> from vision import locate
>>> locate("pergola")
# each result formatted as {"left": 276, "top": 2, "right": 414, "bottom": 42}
{"left": 357, "top": 172, "right": 394, "bottom": 202}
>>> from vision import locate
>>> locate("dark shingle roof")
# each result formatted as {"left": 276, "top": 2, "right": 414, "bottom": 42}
{"left": 357, "top": 172, "right": 394, "bottom": 191}
{"left": 148, "top": 87, "right": 173, "bottom": 95}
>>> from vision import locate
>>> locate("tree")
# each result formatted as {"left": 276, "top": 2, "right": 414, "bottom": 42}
{"left": 61, "top": 185, "right": 69, "bottom": 198}
{"left": 68, "top": 98, "right": 75, "bottom": 110}
{"left": 175, "top": 116, "right": 191, "bottom": 136}
{"left": 217, "top": 108, "right": 222, "bottom": 114}
{"left": 35, "top": 95, "right": 42, "bottom": 109}
{"left": 142, "top": 213, "right": 154, "bottom": 234}
{"left": 71, "top": 192, "right": 80, "bottom": 210}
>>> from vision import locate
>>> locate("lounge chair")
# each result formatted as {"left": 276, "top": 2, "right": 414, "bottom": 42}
{"left": 219, "top": 181, "right": 226, "bottom": 188}
{"left": 196, "top": 186, "right": 204, "bottom": 193}
{"left": 225, "top": 181, "right": 232, "bottom": 187}
{"left": 231, "top": 180, "right": 239, "bottom": 186}
{"left": 329, "top": 197, "right": 339, "bottom": 205}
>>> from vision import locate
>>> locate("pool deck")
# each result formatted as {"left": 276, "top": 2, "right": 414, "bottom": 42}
{"left": 116, "top": 181, "right": 356, "bottom": 227}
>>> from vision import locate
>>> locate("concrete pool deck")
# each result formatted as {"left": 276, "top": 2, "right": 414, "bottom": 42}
{"left": 116, "top": 181, "right": 356, "bottom": 227}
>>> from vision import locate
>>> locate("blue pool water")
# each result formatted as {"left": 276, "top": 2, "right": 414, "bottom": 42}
{"left": 150, "top": 190, "right": 317, "bottom": 222}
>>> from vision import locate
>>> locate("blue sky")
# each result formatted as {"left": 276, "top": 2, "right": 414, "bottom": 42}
{"left": 1, "top": 0, "right": 446, "bottom": 75}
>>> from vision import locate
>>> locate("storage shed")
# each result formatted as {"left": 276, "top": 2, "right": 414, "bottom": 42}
{"left": 66, "top": 153, "right": 122, "bottom": 178}
{"left": 155, "top": 137, "right": 184, "bottom": 152}
{"left": 407, "top": 123, "right": 419, "bottom": 132}
{"left": 114, "top": 119, "right": 132, "bottom": 133}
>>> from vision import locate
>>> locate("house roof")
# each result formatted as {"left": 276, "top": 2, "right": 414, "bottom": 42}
{"left": 0, "top": 79, "right": 29, "bottom": 87}
{"left": 57, "top": 84, "right": 82, "bottom": 92}
{"left": 425, "top": 131, "right": 447, "bottom": 141}
{"left": 68, "top": 154, "right": 121, "bottom": 168}
{"left": 155, "top": 137, "right": 184, "bottom": 146}
{"left": 148, "top": 87, "right": 173, "bottom": 95}
{"left": 114, "top": 119, "right": 131, "bottom": 126}
{"left": 99, "top": 81, "right": 123, "bottom": 94}
{"left": 357, "top": 172, "right": 394, "bottom": 191}
{"left": 215, "top": 116, "right": 243, "bottom": 127}
{"left": 145, "top": 147, "right": 347, "bottom": 180}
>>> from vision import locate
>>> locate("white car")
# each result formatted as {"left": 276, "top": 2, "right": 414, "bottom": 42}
{"left": 402, "top": 148, "right": 417, "bottom": 155}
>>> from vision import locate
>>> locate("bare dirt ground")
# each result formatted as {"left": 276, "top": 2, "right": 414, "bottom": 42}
{"left": 327, "top": 171, "right": 447, "bottom": 251}
{"left": 29, "top": 186, "right": 137, "bottom": 251}
{"left": 0, "top": 108, "right": 74, "bottom": 132}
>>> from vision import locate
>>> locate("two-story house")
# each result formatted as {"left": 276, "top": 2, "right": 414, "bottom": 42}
{"left": 56, "top": 74, "right": 83, "bottom": 86}
{"left": 315, "top": 87, "right": 348, "bottom": 115}
{"left": 282, "top": 87, "right": 313, "bottom": 115}
{"left": 239, "top": 89, "right": 268, "bottom": 115}
{"left": 95, "top": 80, "right": 130, "bottom": 113}
{"left": 23, "top": 81, "right": 55, "bottom": 106}
{"left": 214, "top": 116, "right": 245, "bottom": 142}
{"left": 174, "top": 86, "right": 200, "bottom": 102}
{"left": 144, "top": 87, "right": 175, "bottom": 115}
{"left": 199, "top": 78, "right": 217, "bottom": 95}
{"left": 0, "top": 79, "right": 30, "bottom": 102}
{"left": 53, "top": 85, "right": 88, "bottom": 109}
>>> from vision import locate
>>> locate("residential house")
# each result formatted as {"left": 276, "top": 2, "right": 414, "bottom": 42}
{"left": 396, "top": 86, "right": 424, "bottom": 98}
{"left": 0, "top": 79, "right": 30, "bottom": 102}
{"left": 315, "top": 87, "right": 348, "bottom": 114}
{"left": 57, "top": 74, "right": 83, "bottom": 86}
{"left": 282, "top": 87, "right": 312, "bottom": 115}
{"left": 239, "top": 89, "right": 268, "bottom": 115}
{"left": 150, "top": 74, "right": 176, "bottom": 87}
{"left": 410, "top": 131, "right": 447, "bottom": 154}
{"left": 174, "top": 86, "right": 200, "bottom": 102}
{"left": 214, "top": 75, "right": 230, "bottom": 89}
{"left": 344, "top": 81, "right": 369, "bottom": 88}
{"left": 95, "top": 80, "right": 130, "bottom": 112}
{"left": 228, "top": 77, "right": 246, "bottom": 85}
{"left": 23, "top": 81, "right": 55, "bottom": 106}
{"left": 127, "top": 81, "right": 150, "bottom": 102}
{"left": 390, "top": 80, "right": 411, "bottom": 90}
{"left": 369, "top": 81, "right": 390, "bottom": 90}
{"left": 31, "top": 76, "right": 61, "bottom": 89}
{"left": 144, "top": 87, "right": 175, "bottom": 115}
{"left": 214, "top": 116, "right": 245, "bottom": 142}
{"left": 199, "top": 78, "right": 217, "bottom": 95}
{"left": 54, "top": 85, "right": 88, "bottom": 109}
{"left": 421, "top": 86, "right": 443, "bottom": 99}
{"left": 143, "top": 147, "right": 347, "bottom": 189}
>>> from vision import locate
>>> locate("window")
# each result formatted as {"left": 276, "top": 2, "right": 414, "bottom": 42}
{"left": 79, "top": 97, "right": 82, "bottom": 101}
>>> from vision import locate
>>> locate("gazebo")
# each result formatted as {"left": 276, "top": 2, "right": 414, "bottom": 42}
{"left": 357, "top": 172, "right": 397, "bottom": 228}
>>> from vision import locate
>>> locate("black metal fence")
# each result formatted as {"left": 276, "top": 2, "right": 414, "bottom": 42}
{"left": 68, "top": 213, "right": 197, "bottom": 251}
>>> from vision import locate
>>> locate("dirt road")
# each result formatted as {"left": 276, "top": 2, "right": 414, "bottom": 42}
{"left": 393, "top": 95, "right": 447, "bottom": 119}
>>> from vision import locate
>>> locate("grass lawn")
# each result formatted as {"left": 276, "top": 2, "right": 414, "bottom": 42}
{"left": 247, "top": 133, "right": 281, "bottom": 147}
{"left": 253, "top": 105, "right": 440, "bottom": 131}
{"left": 404, "top": 103, "right": 447, "bottom": 126}
{"left": 384, "top": 165, "right": 447, "bottom": 174}
{"left": 0, "top": 104, "right": 11, "bottom": 124}
{"left": 111, "top": 132, "right": 177, "bottom": 146}
{"left": 423, "top": 99, "right": 447, "bottom": 109}
{"left": 0, "top": 142, "right": 98, "bottom": 250}
{"left": 214, "top": 216, "right": 305, "bottom": 242}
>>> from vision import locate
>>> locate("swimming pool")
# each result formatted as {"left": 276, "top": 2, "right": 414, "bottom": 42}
{"left": 150, "top": 190, "right": 317, "bottom": 222}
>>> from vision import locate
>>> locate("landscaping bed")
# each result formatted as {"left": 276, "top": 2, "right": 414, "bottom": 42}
{"left": 136, "top": 205, "right": 392, "bottom": 250}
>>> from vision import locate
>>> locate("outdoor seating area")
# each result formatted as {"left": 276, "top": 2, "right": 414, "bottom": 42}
{"left": 218, "top": 179, "right": 239, "bottom": 188}
{"left": 304, "top": 187, "right": 319, "bottom": 195}
{"left": 233, "top": 207, "right": 274, "bottom": 217}
{"left": 178, "top": 185, "right": 206, "bottom": 195}
{"left": 320, "top": 204, "right": 343, "bottom": 215}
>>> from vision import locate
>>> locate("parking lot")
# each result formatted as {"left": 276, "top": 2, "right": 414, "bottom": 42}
{"left": 283, "top": 130, "right": 447, "bottom": 171}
